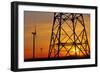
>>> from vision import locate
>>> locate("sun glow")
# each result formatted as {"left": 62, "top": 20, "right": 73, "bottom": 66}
{"left": 24, "top": 11, "right": 90, "bottom": 61}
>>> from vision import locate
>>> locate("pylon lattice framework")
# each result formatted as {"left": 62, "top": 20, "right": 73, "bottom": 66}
{"left": 48, "top": 13, "right": 90, "bottom": 59}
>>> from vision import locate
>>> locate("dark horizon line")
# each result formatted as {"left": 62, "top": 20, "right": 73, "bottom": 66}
{"left": 24, "top": 55, "right": 90, "bottom": 62}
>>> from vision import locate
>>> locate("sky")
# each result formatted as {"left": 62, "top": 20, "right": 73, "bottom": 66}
{"left": 24, "top": 11, "right": 90, "bottom": 60}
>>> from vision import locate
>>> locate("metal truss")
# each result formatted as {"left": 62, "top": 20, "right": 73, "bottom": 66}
{"left": 48, "top": 13, "right": 90, "bottom": 59}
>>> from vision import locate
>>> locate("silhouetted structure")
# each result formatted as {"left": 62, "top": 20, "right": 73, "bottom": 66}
{"left": 32, "top": 25, "right": 36, "bottom": 59}
{"left": 40, "top": 48, "right": 43, "bottom": 58}
{"left": 48, "top": 13, "right": 90, "bottom": 59}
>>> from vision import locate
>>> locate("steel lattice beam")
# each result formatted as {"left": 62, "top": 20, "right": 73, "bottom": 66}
{"left": 48, "top": 13, "right": 90, "bottom": 59}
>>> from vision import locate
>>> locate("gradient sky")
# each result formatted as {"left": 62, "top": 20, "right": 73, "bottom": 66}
{"left": 24, "top": 11, "right": 90, "bottom": 60}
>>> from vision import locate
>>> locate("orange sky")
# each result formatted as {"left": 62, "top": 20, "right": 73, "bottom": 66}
{"left": 24, "top": 11, "right": 90, "bottom": 60}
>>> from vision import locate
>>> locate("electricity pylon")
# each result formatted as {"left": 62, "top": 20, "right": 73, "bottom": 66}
{"left": 48, "top": 13, "right": 90, "bottom": 59}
